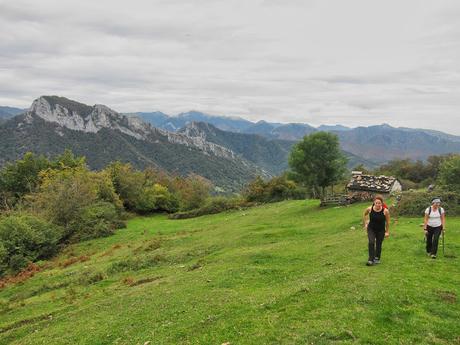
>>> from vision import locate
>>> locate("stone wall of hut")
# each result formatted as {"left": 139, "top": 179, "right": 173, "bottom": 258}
{"left": 347, "top": 190, "right": 390, "bottom": 202}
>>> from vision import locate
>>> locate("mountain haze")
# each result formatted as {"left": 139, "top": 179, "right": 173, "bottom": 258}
{"left": 336, "top": 125, "right": 460, "bottom": 162}
{"left": 133, "top": 111, "right": 253, "bottom": 133}
{"left": 0, "top": 106, "right": 26, "bottom": 119}
{"left": 132, "top": 110, "right": 460, "bottom": 162}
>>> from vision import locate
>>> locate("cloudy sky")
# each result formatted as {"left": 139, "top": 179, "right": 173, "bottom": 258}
{"left": 1, "top": 0, "right": 460, "bottom": 133}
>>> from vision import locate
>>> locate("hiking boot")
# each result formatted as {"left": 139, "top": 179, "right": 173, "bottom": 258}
{"left": 431, "top": 254, "right": 437, "bottom": 259}
{"left": 366, "top": 260, "right": 374, "bottom": 266}
{"left": 373, "top": 258, "right": 381, "bottom": 264}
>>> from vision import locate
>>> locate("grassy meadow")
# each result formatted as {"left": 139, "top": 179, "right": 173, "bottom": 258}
{"left": 0, "top": 200, "right": 459, "bottom": 345}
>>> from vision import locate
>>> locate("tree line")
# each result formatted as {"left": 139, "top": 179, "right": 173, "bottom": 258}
{"left": 353, "top": 154, "right": 460, "bottom": 193}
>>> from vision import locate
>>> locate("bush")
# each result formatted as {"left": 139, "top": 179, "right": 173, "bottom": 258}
{"left": 170, "top": 174, "right": 212, "bottom": 211}
{"left": 31, "top": 167, "right": 125, "bottom": 241}
{"left": 106, "top": 162, "right": 144, "bottom": 211}
{"left": 396, "top": 191, "right": 460, "bottom": 216}
{"left": 244, "top": 175, "right": 307, "bottom": 203}
{"left": 243, "top": 176, "right": 266, "bottom": 202}
{"left": 135, "top": 184, "right": 179, "bottom": 213}
{"left": 0, "top": 213, "right": 63, "bottom": 276}
{"left": 106, "top": 162, "right": 179, "bottom": 213}
{"left": 265, "top": 176, "right": 307, "bottom": 202}
{"left": 0, "top": 150, "right": 90, "bottom": 211}
{"left": 398, "top": 178, "right": 419, "bottom": 191}
{"left": 32, "top": 167, "right": 99, "bottom": 230}
{"left": 67, "top": 202, "right": 124, "bottom": 242}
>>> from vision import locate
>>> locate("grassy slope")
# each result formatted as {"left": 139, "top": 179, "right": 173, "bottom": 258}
{"left": 0, "top": 201, "right": 459, "bottom": 345}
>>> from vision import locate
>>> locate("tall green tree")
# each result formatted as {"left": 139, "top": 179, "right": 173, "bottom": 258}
{"left": 438, "top": 155, "right": 460, "bottom": 193}
{"left": 0, "top": 152, "right": 51, "bottom": 209}
{"left": 288, "top": 132, "right": 347, "bottom": 198}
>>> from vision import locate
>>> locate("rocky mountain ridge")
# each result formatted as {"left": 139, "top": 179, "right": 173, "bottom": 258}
{"left": 0, "top": 96, "right": 269, "bottom": 191}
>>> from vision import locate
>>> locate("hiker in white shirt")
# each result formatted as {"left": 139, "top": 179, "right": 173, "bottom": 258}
{"left": 423, "top": 198, "right": 446, "bottom": 259}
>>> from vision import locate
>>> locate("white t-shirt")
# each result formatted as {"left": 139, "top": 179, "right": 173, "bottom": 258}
{"left": 425, "top": 207, "right": 444, "bottom": 227}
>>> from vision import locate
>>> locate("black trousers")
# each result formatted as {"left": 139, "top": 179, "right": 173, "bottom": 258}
{"left": 426, "top": 226, "right": 442, "bottom": 255}
{"left": 367, "top": 227, "right": 385, "bottom": 261}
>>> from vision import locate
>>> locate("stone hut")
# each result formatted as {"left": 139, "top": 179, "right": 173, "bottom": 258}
{"left": 346, "top": 171, "right": 402, "bottom": 201}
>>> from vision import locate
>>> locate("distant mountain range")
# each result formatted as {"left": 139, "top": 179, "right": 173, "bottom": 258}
{"left": 2, "top": 97, "right": 460, "bottom": 191}
{"left": 0, "top": 106, "right": 26, "bottom": 118}
{"left": 0, "top": 106, "right": 26, "bottom": 125}
{"left": 133, "top": 111, "right": 321, "bottom": 140}
{"left": 132, "top": 111, "right": 460, "bottom": 162}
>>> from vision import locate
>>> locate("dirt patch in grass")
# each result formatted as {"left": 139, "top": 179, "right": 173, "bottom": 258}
{"left": 0, "top": 263, "right": 41, "bottom": 289}
{"left": 319, "top": 330, "right": 356, "bottom": 341}
{"left": 144, "top": 238, "right": 162, "bottom": 251}
{"left": 108, "top": 254, "right": 166, "bottom": 274}
{"left": 0, "top": 313, "right": 53, "bottom": 334}
{"left": 131, "top": 238, "right": 162, "bottom": 255}
{"left": 99, "top": 244, "right": 124, "bottom": 257}
{"left": 77, "top": 270, "right": 105, "bottom": 286}
{"left": 187, "top": 262, "right": 203, "bottom": 271}
{"left": 122, "top": 276, "right": 163, "bottom": 287}
{"left": 59, "top": 255, "right": 90, "bottom": 268}
{"left": 436, "top": 290, "right": 457, "bottom": 304}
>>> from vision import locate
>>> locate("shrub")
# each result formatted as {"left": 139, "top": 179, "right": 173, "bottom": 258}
{"left": 31, "top": 167, "right": 125, "bottom": 241}
{"left": 67, "top": 202, "right": 125, "bottom": 242}
{"left": 106, "top": 162, "right": 179, "bottom": 213}
{"left": 244, "top": 176, "right": 267, "bottom": 202}
{"left": 32, "top": 167, "right": 98, "bottom": 230}
{"left": 265, "top": 176, "right": 307, "bottom": 202}
{"left": 170, "top": 174, "right": 212, "bottom": 211}
{"left": 243, "top": 175, "right": 307, "bottom": 203}
{"left": 0, "top": 213, "right": 63, "bottom": 276}
{"left": 93, "top": 171, "right": 124, "bottom": 211}
{"left": 105, "top": 162, "right": 144, "bottom": 211}
{"left": 396, "top": 191, "right": 460, "bottom": 216}
{"left": 398, "top": 178, "right": 419, "bottom": 191}
{"left": 135, "top": 184, "right": 179, "bottom": 213}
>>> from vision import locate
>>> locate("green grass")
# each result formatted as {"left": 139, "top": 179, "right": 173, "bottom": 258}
{"left": 1, "top": 200, "right": 459, "bottom": 345}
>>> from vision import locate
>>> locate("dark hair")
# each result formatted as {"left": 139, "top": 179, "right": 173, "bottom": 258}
{"left": 374, "top": 195, "right": 384, "bottom": 204}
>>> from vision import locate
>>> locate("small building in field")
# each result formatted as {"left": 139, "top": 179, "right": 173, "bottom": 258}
{"left": 346, "top": 171, "right": 402, "bottom": 201}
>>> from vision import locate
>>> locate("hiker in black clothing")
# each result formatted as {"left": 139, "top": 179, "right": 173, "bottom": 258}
{"left": 363, "top": 195, "right": 390, "bottom": 266}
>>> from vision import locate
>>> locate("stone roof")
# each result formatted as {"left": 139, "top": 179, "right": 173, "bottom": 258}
{"left": 346, "top": 174, "right": 398, "bottom": 193}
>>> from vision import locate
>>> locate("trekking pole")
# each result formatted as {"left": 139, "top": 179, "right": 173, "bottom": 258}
{"left": 442, "top": 230, "right": 445, "bottom": 256}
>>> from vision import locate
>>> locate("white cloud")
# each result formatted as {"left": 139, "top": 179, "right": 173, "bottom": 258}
{"left": 0, "top": 0, "right": 460, "bottom": 134}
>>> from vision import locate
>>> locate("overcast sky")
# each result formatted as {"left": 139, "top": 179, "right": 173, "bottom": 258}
{"left": 1, "top": 0, "right": 460, "bottom": 133}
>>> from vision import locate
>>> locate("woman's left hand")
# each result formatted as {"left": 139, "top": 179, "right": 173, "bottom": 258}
{"left": 385, "top": 231, "right": 390, "bottom": 238}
